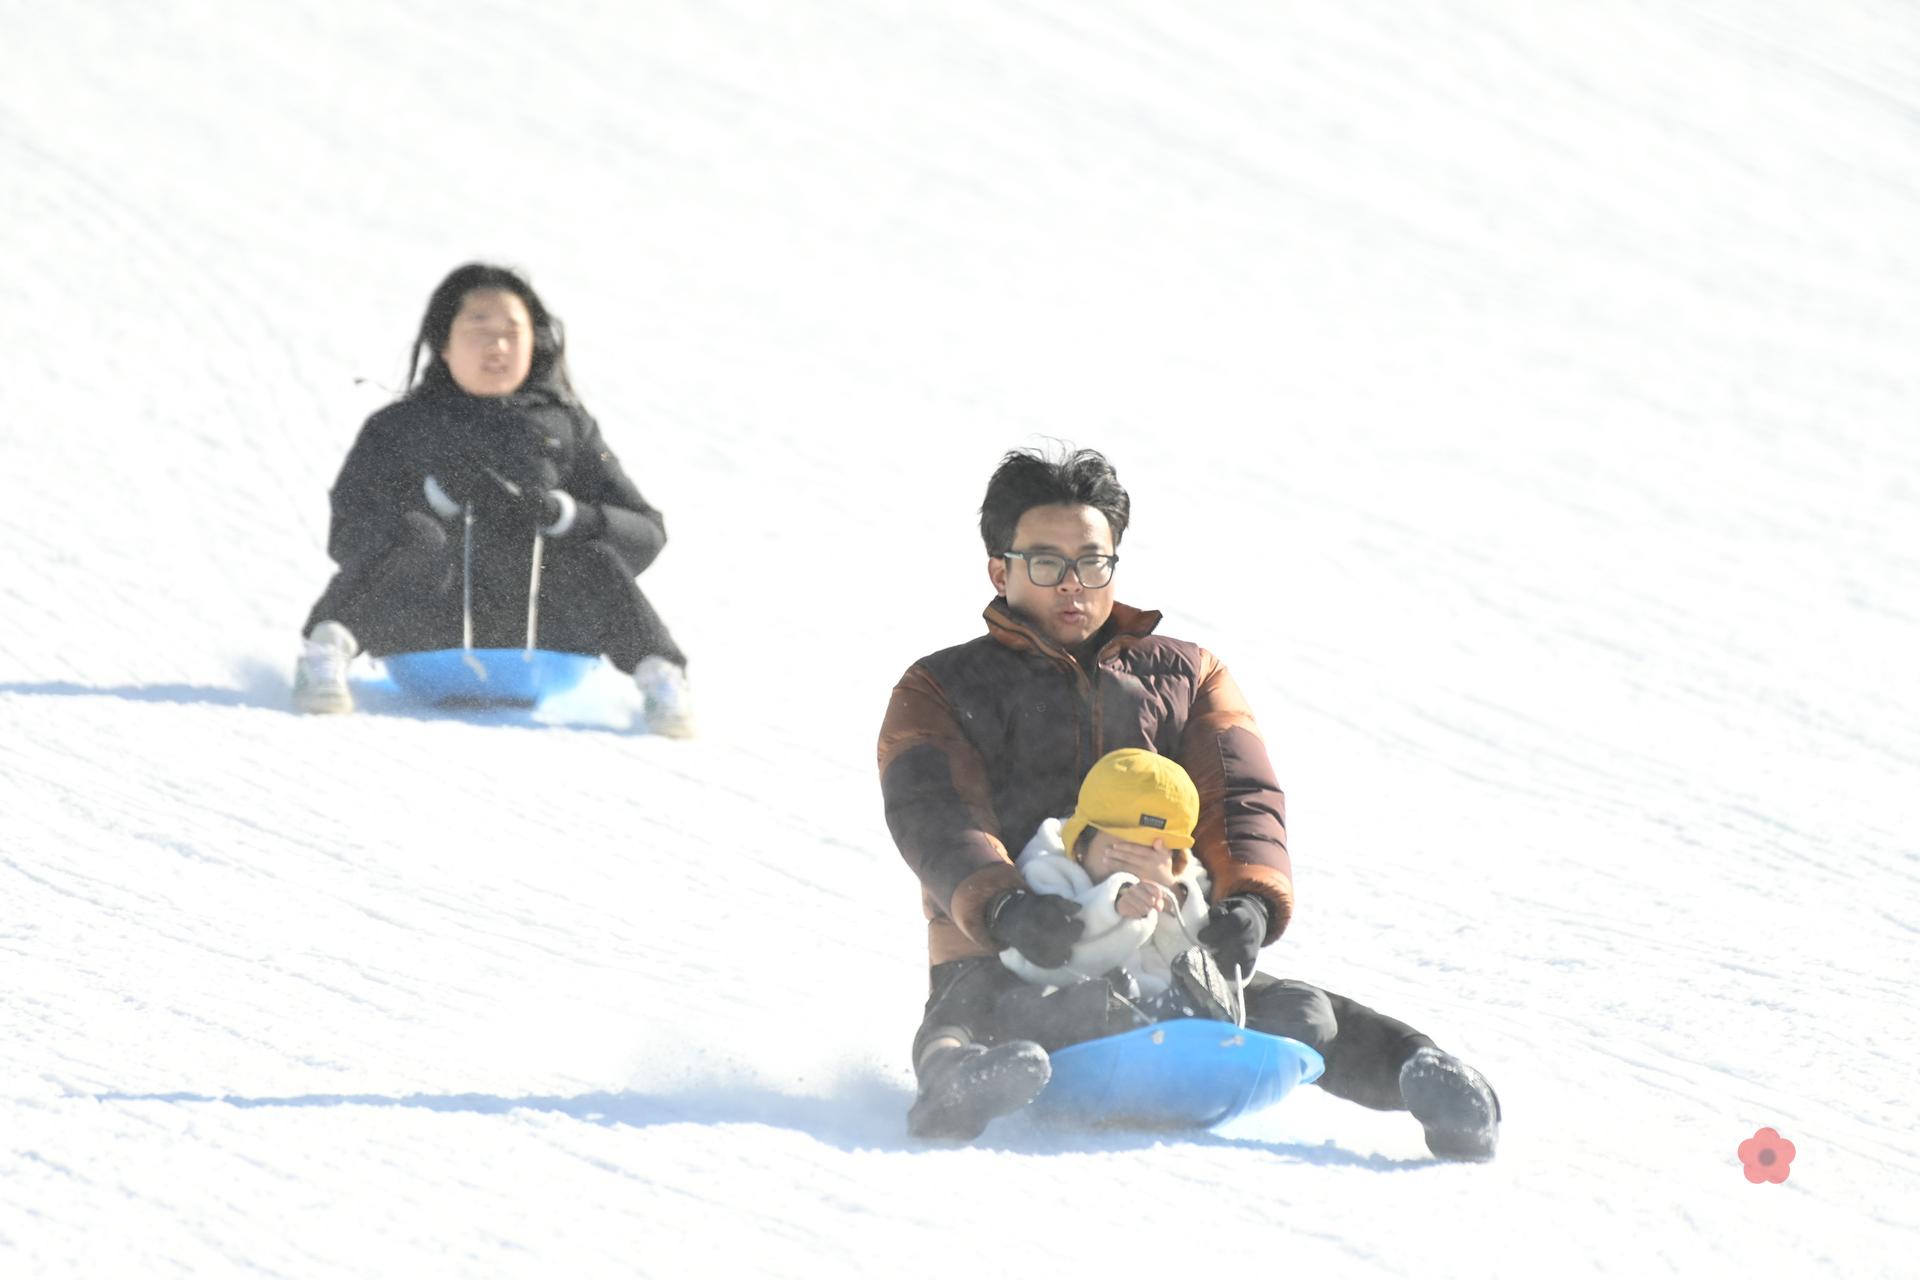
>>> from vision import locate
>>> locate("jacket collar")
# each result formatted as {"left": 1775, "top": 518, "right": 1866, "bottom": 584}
{"left": 982, "top": 597, "right": 1163, "bottom": 663}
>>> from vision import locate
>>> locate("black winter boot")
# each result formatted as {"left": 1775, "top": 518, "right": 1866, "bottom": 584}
{"left": 907, "top": 1041, "right": 1051, "bottom": 1140}
{"left": 1399, "top": 1047, "right": 1501, "bottom": 1161}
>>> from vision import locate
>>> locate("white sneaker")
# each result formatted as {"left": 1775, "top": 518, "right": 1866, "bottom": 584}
{"left": 634, "top": 655, "right": 694, "bottom": 738}
{"left": 292, "top": 621, "right": 357, "bottom": 715}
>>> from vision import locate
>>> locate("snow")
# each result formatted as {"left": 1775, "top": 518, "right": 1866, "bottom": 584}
{"left": 3, "top": 0, "right": 1917, "bottom": 1275}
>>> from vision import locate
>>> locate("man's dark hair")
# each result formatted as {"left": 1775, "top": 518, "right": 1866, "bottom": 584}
{"left": 979, "top": 446, "right": 1131, "bottom": 554}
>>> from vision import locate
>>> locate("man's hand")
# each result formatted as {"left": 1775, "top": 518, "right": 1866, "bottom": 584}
{"left": 987, "top": 890, "right": 1085, "bottom": 968}
{"left": 1197, "top": 893, "right": 1270, "bottom": 978}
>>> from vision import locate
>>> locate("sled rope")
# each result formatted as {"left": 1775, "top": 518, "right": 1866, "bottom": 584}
{"left": 1166, "top": 894, "right": 1249, "bottom": 1028}
{"left": 460, "top": 503, "right": 485, "bottom": 679}
{"left": 524, "top": 531, "right": 545, "bottom": 655}
{"left": 1045, "top": 884, "right": 1249, "bottom": 1029}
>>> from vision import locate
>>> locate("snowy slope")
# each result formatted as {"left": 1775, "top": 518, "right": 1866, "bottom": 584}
{"left": 3, "top": 1, "right": 1918, "bottom": 1275}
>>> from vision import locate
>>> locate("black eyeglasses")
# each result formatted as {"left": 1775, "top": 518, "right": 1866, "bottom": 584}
{"left": 1003, "top": 550, "right": 1120, "bottom": 588}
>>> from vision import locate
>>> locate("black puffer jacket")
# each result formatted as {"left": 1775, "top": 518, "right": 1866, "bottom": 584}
{"left": 323, "top": 385, "right": 666, "bottom": 579}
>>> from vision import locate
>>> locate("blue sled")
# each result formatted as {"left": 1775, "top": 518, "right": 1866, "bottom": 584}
{"left": 1031, "top": 1020, "right": 1325, "bottom": 1129}
{"left": 383, "top": 648, "right": 601, "bottom": 706}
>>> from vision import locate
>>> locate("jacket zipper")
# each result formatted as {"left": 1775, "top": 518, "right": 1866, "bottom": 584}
{"left": 1085, "top": 661, "right": 1102, "bottom": 770}
{"left": 997, "top": 607, "right": 1116, "bottom": 778}
{"left": 1062, "top": 650, "right": 1103, "bottom": 780}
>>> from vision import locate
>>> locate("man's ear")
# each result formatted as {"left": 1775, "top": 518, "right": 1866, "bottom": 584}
{"left": 987, "top": 555, "right": 1009, "bottom": 597}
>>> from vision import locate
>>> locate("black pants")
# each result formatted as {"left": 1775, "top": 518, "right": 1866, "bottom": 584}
{"left": 914, "top": 957, "right": 1436, "bottom": 1112}
{"left": 304, "top": 513, "right": 686, "bottom": 671}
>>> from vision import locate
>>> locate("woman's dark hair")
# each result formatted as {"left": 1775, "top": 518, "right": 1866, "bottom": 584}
{"left": 405, "top": 262, "right": 573, "bottom": 398}
{"left": 979, "top": 446, "right": 1131, "bottom": 554}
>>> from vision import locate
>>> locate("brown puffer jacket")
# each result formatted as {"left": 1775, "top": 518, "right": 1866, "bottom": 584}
{"left": 878, "top": 599, "right": 1293, "bottom": 967}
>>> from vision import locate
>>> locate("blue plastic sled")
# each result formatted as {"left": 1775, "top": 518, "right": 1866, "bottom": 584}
{"left": 1030, "top": 1020, "right": 1325, "bottom": 1129}
{"left": 382, "top": 648, "right": 601, "bottom": 706}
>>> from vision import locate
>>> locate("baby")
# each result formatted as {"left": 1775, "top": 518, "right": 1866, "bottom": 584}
{"left": 999, "top": 748, "right": 1241, "bottom": 1025}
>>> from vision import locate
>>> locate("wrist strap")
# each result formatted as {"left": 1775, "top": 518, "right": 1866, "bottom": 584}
{"left": 423, "top": 474, "right": 461, "bottom": 520}
{"left": 985, "top": 889, "right": 1020, "bottom": 938}
{"left": 541, "top": 489, "right": 578, "bottom": 537}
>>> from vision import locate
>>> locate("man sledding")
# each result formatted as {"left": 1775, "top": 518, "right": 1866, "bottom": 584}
{"left": 877, "top": 446, "right": 1500, "bottom": 1157}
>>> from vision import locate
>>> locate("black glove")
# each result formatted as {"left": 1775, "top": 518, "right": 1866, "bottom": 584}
{"left": 987, "top": 890, "right": 1085, "bottom": 969}
{"left": 478, "top": 465, "right": 565, "bottom": 530}
{"left": 1198, "top": 894, "right": 1269, "bottom": 978}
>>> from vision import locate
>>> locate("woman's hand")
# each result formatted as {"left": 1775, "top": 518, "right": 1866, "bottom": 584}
{"left": 423, "top": 442, "right": 492, "bottom": 517}
{"left": 483, "top": 466, "right": 565, "bottom": 530}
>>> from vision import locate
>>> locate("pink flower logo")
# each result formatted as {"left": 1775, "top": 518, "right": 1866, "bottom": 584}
{"left": 1738, "top": 1127, "right": 1795, "bottom": 1184}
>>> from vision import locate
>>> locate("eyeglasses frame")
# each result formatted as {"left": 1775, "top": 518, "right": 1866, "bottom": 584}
{"left": 1001, "top": 549, "right": 1121, "bottom": 589}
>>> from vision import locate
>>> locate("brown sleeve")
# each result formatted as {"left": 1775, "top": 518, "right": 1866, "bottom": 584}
{"left": 878, "top": 665, "right": 1025, "bottom": 947}
{"left": 1176, "top": 651, "right": 1294, "bottom": 941}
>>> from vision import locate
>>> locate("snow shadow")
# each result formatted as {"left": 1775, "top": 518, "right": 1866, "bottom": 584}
{"left": 997, "top": 1116, "right": 1438, "bottom": 1170}
{"left": 98, "top": 1076, "right": 915, "bottom": 1153}
{"left": 0, "top": 670, "right": 638, "bottom": 733}
{"left": 0, "top": 680, "right": 279, "bottom": 710}
{"left": 1, "top": 656, "right": 312, "bottom": 711}
{"left": 95, "top": 1078, "right": 1431, "bottom": 1167}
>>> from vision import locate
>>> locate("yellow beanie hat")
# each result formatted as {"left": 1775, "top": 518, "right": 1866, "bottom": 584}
{"left": 1060, "top": 749, "right": 1200, "bottom": 864}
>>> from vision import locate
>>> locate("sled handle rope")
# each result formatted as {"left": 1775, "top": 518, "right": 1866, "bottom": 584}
{"left": 456, "top": 505, "right": 547, "bottom": 666}
{"left": 524, "top": 531, "right": 545, "bottom": 655}
{"left": 1165, "top": 892, "right": 1250, "bottom": 1029}
{"left": 460, "top": 503, "right": 485, "bottom": 679}
{"left": 1048, "top": 957, "right": 1164, "bottom": 1028}
{"left": 1051, "top": 956, "right": 1248, "bottom": 1031}
{"left": 1049, "top": 883, "right": 1250, "bottom": 1030}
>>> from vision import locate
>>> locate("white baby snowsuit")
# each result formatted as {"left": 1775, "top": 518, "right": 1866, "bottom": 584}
{"left": 998, "top": 817, "right": 1213, "bottom": 996}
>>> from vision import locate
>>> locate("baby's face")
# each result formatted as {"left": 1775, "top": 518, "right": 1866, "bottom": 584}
{"left": 1081, "top": 829, "right": 1177, "bottom": 887}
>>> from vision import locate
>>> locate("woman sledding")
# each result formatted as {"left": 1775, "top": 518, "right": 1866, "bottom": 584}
{"left": 291, "top": 263, "right": 692, "bottom": 734}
